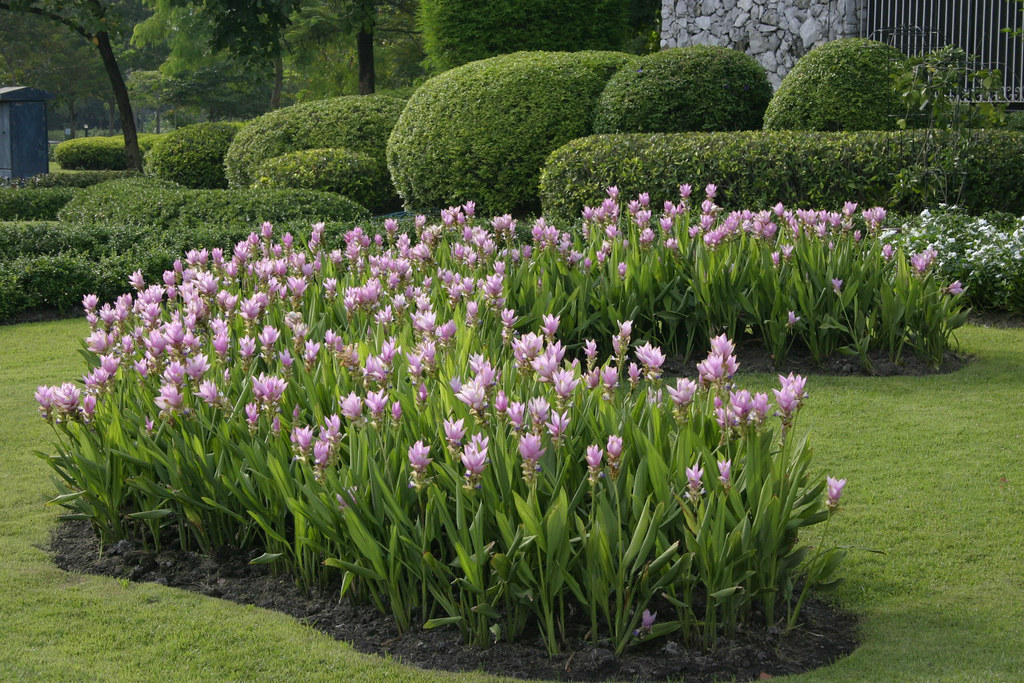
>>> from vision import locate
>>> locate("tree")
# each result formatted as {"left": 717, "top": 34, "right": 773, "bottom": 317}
{"left": 0, "top": 12, "right": 109, "bottom": 137}
{"left": 0, "top": 0, "right": 146, "bottom": 170}
{"left": 287, "top": 0, "right": 418, "bottom": 95}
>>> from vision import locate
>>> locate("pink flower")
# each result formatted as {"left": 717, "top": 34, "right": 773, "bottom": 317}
{"left": 314, "top": 439, "right": 331, "bottom": 467}
{"left": 154, "top": 384, "right": 183, "bottom": 416}
{"left": 634, "top": 342, "right": 666, "bottom": 379}
{"left": 444, "top": 417, "right": 466, "bottom": 448}
{"left": 518, "top": 433, "right": 545, "bottom": 463}
{"left": 946, "top": 280, "right": 964, "bottom": 295}
{"left": 910, "top": 248, "right": 937, "bottom": 276}
{"left": 408, "top": 441, "right": 432, "bottom": 472}
{"left": 686, "top": 465, "right": 704, "bottom": 499}
{"left": 606, "top": 435, "right": 623, "bottom": 461}
{"left": 546, "top": 411, "right": 570, "bottom": 441}
{"left": 832, "top": 278, "right": 843, "bottom": 294}
{"left": 667, "top": 378, "right": 698, "bottom": 407}
{"left": 541, "top": 314, "right": 559, "bottom": 338}
{"left": 340, "top": 392, "right": 363, "bottom": 422}
{"left": 462, "top": 434, "right": 489, "bottom": 479}
{"left": 291, "top": 426, "right": 315, "bottom": 456}
{"left": 788, "top": 311, "right": 801, "bottom": 327}
{"left": 826, "top": 476, "right": 847, "bottom": 511}
{"left": 718, "top": 459, "right": 732, "bottom": 488}
{"left": 585, "top": 444, "right": 603, "bottom": 469}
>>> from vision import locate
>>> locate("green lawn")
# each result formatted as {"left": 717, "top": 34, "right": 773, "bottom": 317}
{"left": 2, "top": 318, "right": 1022, "bottom": 681}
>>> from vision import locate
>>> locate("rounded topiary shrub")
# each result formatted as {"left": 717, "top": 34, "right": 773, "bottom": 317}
{"left": 386, "top": 50, "right": 631, "bottom": 216}
{"left": 255, "top": 148, "right": 397, "bottom": 214}
{"left": 224, "top": 94, "right": 406, "bottom": 188}
{"left": 764, "top": 38, "right": 906, "bottom": 131}
{"left": 147, "top": 122, "right": 243, "bottom": 189}
{"left": 53, "top": 134, "right": 166, "bottom": 170}
{"left": 53, "top": 137, "right": 127, "bottom": 170}
{"left": 594, "top": 45, "right": 773, "bottom": 134}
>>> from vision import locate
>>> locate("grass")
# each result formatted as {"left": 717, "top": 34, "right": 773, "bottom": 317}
{"left": 2, "top": 317, "right": 1023, "bottom": 681}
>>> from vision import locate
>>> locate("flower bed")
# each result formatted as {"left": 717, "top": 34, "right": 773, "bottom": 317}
{"left": 893, "top": 209, "right": 1024, "bottom": 315}
{"left": 37, "top": 187, "right": 964, "bottom": 657}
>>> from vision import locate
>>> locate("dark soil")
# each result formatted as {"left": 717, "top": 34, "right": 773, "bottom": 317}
{"left": 50, "top": 520, "right": 858, "bottom": 682}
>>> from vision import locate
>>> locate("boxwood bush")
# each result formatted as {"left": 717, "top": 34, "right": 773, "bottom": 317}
{"left": 594, "top": 45, "right": 772, "bottom": 134}
{"left": 147, "top": 122, "right": 243, "bottom": 189}
{"left": 224, "top": 94, "right": 406, "bottom": 188}
{"left": 418, "top": 0, "right": 630, "bottom": 70}
{"left": 53, "top": 134, "right": 165, "bottom": 170}
{"left": 387, "top": 50, "right": 631, "bottom": 216}
{"left": 763, "top": 38, "right": 906, "bottom": 131}
{"left": 256, "top": 147, "right": 398, "bottom": 214}
{"left": 56, "top": 177, "right": 368, "bottom": 230}
{"left": 0, "top": 187, "right": 78, "bottom": 221}
{"left": 539, "top": 130, "right": 1024, "bottom": 223}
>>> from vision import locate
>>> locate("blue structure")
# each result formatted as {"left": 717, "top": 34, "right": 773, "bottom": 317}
{"left": 0, "top": 86, "right": 55, "bottom": 180}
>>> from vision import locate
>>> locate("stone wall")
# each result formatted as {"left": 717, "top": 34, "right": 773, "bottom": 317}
{"left": 661, "top": 0, "right": 865, "bottom": 88}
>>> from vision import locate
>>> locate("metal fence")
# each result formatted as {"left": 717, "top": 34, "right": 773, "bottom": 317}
{"left": 858, "top": 0, "right": 1024, "bottom": 103}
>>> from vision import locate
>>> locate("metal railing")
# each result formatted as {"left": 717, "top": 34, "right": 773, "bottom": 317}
{"left": 858, "top": 0, "right": 1024, "bottom": 103}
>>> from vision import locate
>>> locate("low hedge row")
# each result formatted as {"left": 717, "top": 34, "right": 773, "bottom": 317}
{"left": 53, "top": 134, "right": 165, "bottom": 170}
{"left": 539, "top": 129, "right": 1024, "bottom": 223}
{"left": 57, "top": 177, "right": 369, "bottom": 229}
{"left": 0, "top": 187, "right": 79, "bottom": 221}
{"left": 0, "top": 170, "right": 137, "bottom": 189}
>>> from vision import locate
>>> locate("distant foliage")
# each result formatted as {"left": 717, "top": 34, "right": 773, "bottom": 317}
{"left": 387, "top": 51, "right": 631, "bottom": 215}
{"left": 763, "top": 39, "right": 905, "bottom": 131}
{"left": 147, "top": 122, "right": 243, "bottom": 189}
{"left": 594, "top": 46, "right": 772, "bottom": 134}
{"left": 418, "top": 0, "right": 630, "bottom": 71}
{"left": 224, "top": 94, "right": 406, "bottom": 188}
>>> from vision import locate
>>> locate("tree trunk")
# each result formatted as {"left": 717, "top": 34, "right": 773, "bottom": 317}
{"left": 156, "top": 107, "right": 161, "bottom": 134}
{"left": 68, "top": 98, "right": 77, "bottom": 139}
{"left": 357, "top": 23, "right": 375, "bottom": 95}
{"left": 94, "top": 30, "right": 142, "bottom": 171}
{"left": 270, "top": 54, "right": 283, "bottom": 110}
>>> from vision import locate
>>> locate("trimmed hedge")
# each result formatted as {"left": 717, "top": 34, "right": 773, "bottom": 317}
{"left": 147, "top": 122, "right": 243, "bottom": 189}
{"left": 763, "top": 38, "right": 906, "bottom": 131}
{"left": 57, "top": 177, "right": 369, "bottom": 230}
{"left": 387, "top": 50, "right": 632, "bottom": 216}
{"left": 0, "top": 170, "right": 137, "bottom": 189}
{"left": 539, "top": 130, "right": 1024, "bottom": 223}
{"left": 224, "top": 94, "right": 406, "bottom": 188}
{"left": 53, "top": 134, "right": 165, "bottom": 170}
{"left": 255, "top": 148, "right": 397, "bottom": 214}
{"left": 177, "top": 188, "right": 370, "bottom": 229}
{"left": 0, "top": 187, "right": 78, "bottom": 221}
{"left": 594, "top": 46, "right": 772, "bottom": 134}
{"left": 418, "top": 0, "right": 629, "bottom": 71}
